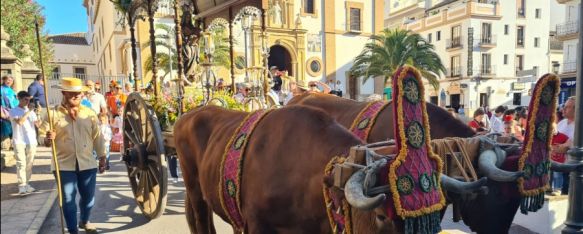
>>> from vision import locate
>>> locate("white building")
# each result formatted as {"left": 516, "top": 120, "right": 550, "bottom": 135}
{"left": 555, "top": 0, "right": 579, "bottom": 105}
{"left": 385, "top": 0, "right": 553, "bottom": 115}
{"left": 48, "top": 33, "right": 97, "bottom": 77}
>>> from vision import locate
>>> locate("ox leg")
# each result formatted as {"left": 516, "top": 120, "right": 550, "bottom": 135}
{"left": 185, "top": 184, "right": 216, "bottom": 234}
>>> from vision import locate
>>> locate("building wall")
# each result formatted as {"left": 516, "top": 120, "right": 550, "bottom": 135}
{"left": 50, "top": 42, "right": 97, "bottom": 75}
{"left": 388, "top": 0, "right": 552, "bottom": 112}
{"left": 85, "top": 0, "right": 130, "bottom": 77}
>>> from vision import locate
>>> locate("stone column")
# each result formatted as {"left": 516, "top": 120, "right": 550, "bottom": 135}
{"left": 20, "top": 44, "right": 41, "bottom": 89}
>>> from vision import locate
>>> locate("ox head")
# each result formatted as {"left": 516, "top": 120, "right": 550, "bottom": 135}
{"left": 339, "top": 151, "right": 488, "bottom": 233}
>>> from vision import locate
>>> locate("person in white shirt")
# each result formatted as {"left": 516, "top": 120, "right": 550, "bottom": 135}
{"left": 9, "top": 91, "right": 41, "bottom": 195}
{"left": 84, "top": 80, "right": 107, "bottom": 115}
{"left": 552, "top": 96, "right": 576, "bottom": 195}
{"left": 489, "top": 105, "right": 507, "bottom": 134}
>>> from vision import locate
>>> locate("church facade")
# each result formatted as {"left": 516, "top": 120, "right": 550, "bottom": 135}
{"left": 195, "top": 0, "right": 385, "bottom": 98}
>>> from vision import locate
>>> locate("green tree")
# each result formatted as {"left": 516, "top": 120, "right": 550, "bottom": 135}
{"left": 0, "top": 0, "right": 53, "bottom": 71}
{"left": 350, "top": 29, "right": 445, "bottom": 89}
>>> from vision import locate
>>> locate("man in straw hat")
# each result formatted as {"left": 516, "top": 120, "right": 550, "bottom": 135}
{"left": 45, "top": 77, "right": 106, "bottom": 234}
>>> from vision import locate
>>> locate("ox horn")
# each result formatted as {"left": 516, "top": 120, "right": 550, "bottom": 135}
{"left": 479, "top": 149, "right": 524, "bottom": 182}
{"left": 550, "top": 161, "right": 583, "bottom": 173}
{"left": 440, "top": 175, "right": 488, "bottom": 195}
{"left": 344, "top": 170, "right": 386, "bottom": 210}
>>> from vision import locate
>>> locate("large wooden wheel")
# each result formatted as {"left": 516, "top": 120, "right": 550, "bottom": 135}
{"left": 122, "top": 93, "right": 168, "bottom": 219}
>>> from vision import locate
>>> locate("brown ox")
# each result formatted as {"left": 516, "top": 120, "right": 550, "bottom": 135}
{"left": 288, "top": 93, "right": 525, "bottom": 234}
{"left": 174, "top": 105, "right": 483, "bottom": 233}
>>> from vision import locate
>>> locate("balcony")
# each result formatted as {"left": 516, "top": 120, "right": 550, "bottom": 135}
{"left": 516, "top": 37, "right": 525, "bottom": 48}
{"left": 476, "top": 34, "right": 497, "bottom": 48}
{"left": 446, "top": 37, "right": 463, "bottom": 51}
{"left": 478, "top": 65, "right": 496, "bottom": 77}
{"left": 562, "top": 61, "right": 577, "bottom": 74}
{"left": 446, "top": 66, "right": 463, "bottom": 78}
{"left": 517, "top": 8, "right": 526, "bottom": 18}
{"left": 556, "top": 0, "right": 578, "bottom": 4}
{"left": 556, "top": 21, "right": 580, "bottom": 41}
{"left": 515, "top": 66, "right": 524, "bottom": 76}
{"left": 402, "top": 0, "right": 500, "bottom": 32}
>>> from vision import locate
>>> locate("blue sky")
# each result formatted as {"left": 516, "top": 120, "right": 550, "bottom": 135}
{"left": 36, "top": 0, "right": 87, "bottom": 35}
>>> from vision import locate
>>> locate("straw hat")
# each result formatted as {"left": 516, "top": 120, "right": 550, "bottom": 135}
{"left": 296, "top": 80, "right": 308, "bottom": 90}
{"left": 55, "top": 77, "right": 90, "bottom": 92}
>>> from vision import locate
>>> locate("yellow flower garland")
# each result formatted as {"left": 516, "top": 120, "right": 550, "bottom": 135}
{"left": 322, "top": 157, "right": 352, "bottom": 234}
{"left": 388, "top": 65, "right": 446, "bottom": 218}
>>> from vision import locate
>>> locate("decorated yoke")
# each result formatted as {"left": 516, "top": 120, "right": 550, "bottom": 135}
{"left": 324, "top": 66, "right": 445, "bottom": 234}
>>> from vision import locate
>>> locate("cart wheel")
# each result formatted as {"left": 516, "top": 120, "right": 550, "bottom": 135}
{"left": 122, "top": 93, "right": 168, "bottom": 220}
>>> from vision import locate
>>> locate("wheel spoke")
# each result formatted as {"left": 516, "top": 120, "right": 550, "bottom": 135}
{"left": 129, "top": 166, "right": 139, "bottom": 178}
{"left": 124, "top": 130, "right": 141, "bottom": 146}
{"left": 135, "top": 170, "right": 145, "bottom": 203}
{"left": 148, "top": 164, "right": 160, "bottom": 186}
{"left": 142, "top": 171, "right": 151, "bottom": 214}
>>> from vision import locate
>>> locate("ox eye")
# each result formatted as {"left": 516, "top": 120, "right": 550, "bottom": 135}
{"left": 376, "top": 214, "right": 387, "bottom": 222}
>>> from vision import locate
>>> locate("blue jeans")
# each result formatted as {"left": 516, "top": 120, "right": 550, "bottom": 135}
{"left": 168, "top": 155, "right": 178, "bottom": 178}
{"left": 552, "top": 171, "right": 563, "bottom": 190}
{"left": 55, "top": 165, "right": 97, "bottom": 233}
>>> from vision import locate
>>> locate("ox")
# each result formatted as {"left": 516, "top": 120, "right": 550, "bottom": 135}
{"left": 174, "top": 105, "right": 485, "bottom": 233}
{"left": 287, "top": 93, "right": 526, "bottom": 233}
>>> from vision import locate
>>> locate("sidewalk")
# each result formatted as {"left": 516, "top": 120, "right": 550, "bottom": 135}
{"left": 1, "top": 147, "right": 58, "bottom": 234}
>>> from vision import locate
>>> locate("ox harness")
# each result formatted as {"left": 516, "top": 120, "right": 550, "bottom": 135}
{"left": 349, "top": 101, "right": 390, "bottom": 141}
{"left": 323, "top": 66, "right": 445, "bottom": 234}
{"left": 218, "top": 110, "right": 271, "bottom": 231}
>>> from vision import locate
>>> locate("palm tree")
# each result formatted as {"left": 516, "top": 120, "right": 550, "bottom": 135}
{"left": 142, "top": 24, "right": 178, "bottom": 79}
{"left": 350, "top": 29, "right": 445, "bottom": 89}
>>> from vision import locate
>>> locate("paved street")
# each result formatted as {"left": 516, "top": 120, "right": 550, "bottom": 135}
{"left": 39, "top": 152, "right": 232, "bottom": 233}
{"left": 36, "top": 152, "right": 487, "bottom": 234}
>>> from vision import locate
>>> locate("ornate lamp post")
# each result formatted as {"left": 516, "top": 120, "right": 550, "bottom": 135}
{"left": 145, "top": 0, "right": 160, "bottom": 96}
{"left": 241, "top": 14, "right": 253, "bottom": 83}
{"left": 562, "top": 3, "right": 583, "bottom": 234}
{"left": 201, "top": 31, "right": 215, "bottom": 103}
{"left": 113, "top": 0, "right": 146, "bottom": 91}
{"left": 173, "top": 0, "right": 185, "bottom": 115}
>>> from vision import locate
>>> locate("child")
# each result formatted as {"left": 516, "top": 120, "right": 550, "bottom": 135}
{"left": 98, "top": 114, "right": 112, "bottom": 170}
{"left": 503, "top": 115, "right": 524, "bottom": 142}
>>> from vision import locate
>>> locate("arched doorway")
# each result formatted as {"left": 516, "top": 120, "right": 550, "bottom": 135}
{"left": 268, "top": 45, "right": 293, "bottom": 76}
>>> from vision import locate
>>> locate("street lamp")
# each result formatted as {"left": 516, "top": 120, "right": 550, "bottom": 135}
{"left": 241, "top": 14, "right": 254, "bottom": 82}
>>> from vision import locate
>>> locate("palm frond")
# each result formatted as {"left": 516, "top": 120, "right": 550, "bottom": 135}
{"left": 350, "top": 28, "right": 445, "bottom": 88}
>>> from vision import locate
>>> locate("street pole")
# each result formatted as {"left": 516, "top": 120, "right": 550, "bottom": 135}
{"left": 562, "top": 2, "right": 583, "bottom": 234}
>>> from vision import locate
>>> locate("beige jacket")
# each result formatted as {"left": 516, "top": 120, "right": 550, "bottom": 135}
{"left": 48, "top": 105, "right": 106, "bottom": 171}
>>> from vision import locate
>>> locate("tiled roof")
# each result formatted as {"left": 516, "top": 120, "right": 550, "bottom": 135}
{"left": 48, "top": 33, "right": 88, "bottom": 45}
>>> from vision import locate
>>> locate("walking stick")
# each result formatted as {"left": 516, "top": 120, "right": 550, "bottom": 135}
{"left": 34, "top": 18, "right": 66, "bottom": 234}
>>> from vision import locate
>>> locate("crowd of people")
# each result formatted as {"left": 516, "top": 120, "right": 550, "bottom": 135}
{"left": 0, "top": 74, "right": 137, "bottom": 233}
{"left": 230, "top": 66, "right": 344, "bottom": 106}
{"left": 462, "top": 98, "right": 576, "bottom": 196}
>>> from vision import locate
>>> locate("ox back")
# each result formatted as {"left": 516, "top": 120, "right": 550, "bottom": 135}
{"left": 174, "top": 105, "right": 392, "bottom": 233}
